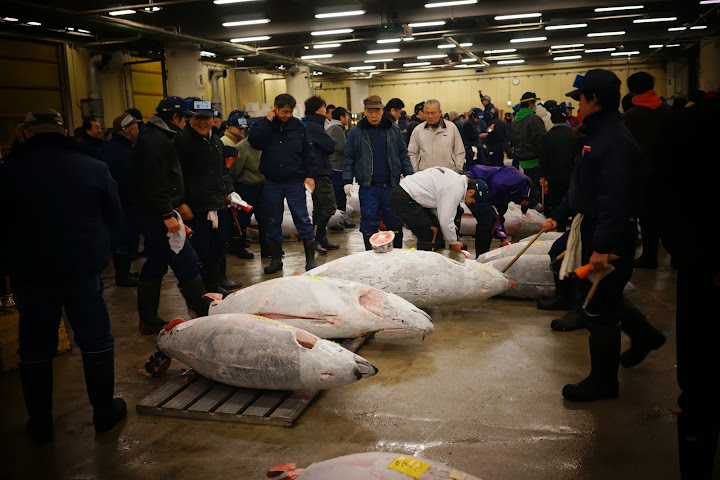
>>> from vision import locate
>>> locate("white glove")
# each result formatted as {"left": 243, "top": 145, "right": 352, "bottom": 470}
{"left": 227, "top": 192, "right": 248, "bottom": 209}
{"left": 207, "top": 210, "right": 219, "bottom": 229}
{"left": 343, "top": 184, "right": 353, "bottom": 197}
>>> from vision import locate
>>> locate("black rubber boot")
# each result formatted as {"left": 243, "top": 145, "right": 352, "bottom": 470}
{"left": 304, "top": 239, "right": 317, "bottom": 271}
{"left": 551, "top": 279, "right": 590, "bottom": 331}
{"left": 392, "top": 230, "right": 403, "bottom": 249}
{"left": 258, "top": 224, "right": 271, "bottom": 258}
{"left": 113, "top": 252, "right": 139, "bottom": 287}
{"left": 474, "top": 231, "right": 493, "bottom": 259}
{"left": 362, "top": 233, "right": 373, "bottom": 251}
{"left": 317, "top": 221, "right": 340, "bottom": 251}
{"left": 562, "top": 322, "right": 621, "bottom": 402}
{"left": 179, "top": 275, "right": 212, "bottom": 317}
{"left": 620, "top": 300, "right": 666, "bottom": 368}
{"left": 200, "top": 261, "right": 231, "bottom": 298}
{"left": 678, "top": 411, "right": 720, "bottom": 480}
{"left": 343, "top": 219, "right": 356, "bottom": 228}
{"left": 416, "top": 241, "right": 436, "bottom": 251}
{"left": 234, "top": 229, "right": 254, "bottom": 259}
{"left": 537, "top": 271, "right": 572, "bottom": 310}
{"left": 81, "top": 348, "right": 127, "bottom": 433}
{"left": 137, "top": 278, "right": 166, "bottom": 335}
{"left": 219, "top": 255, "right": 242, "bottom": 291}
{"left": 19, "top": 361, "right": 54, "bottom": 443}
{"left": 264, "top": 242, "right": 284, "bottom": 274}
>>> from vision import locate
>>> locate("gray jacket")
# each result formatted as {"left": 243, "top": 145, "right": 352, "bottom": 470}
{"left": 326, "top": 119, "right": 346, "bottom": 171}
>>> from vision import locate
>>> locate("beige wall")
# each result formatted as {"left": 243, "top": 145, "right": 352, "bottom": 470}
{"left": 699, "top": 37, "right": 720, "bottom": 93}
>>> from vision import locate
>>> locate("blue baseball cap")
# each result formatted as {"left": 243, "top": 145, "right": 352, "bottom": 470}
{"left": 520, "top": 91, "right": 540, "bottom": 102}
{"left": 565, "top": 101, "right": 574, "bottom": 110}
{"left": 156, "top": 96, "right": 193, "bottom": 115}
{"left": 214, "top": 110, "right": 223, "bottom": 119}
{"left": 183, "top": 97, "right": 214, "bottom": 117}
{"left": 566, "top": 69, "right": 621, "bottom": 101}
{"left": 227, "top": 116, "right": 248, "bottom": 128}
{"left": 228, "top": 109, "right": 245, "bottom": 119}
{"left": 467, "top": 178, "right": 489, "bottom": 202}
{"left": 512, "top": 103, "right": 521, "bottom": 113}
{"left": 471, "top": 107, "right": 483, "bottom": 118}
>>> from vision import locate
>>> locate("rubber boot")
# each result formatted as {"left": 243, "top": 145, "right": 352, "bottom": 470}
{"left": 19, "top": 361, "right": 54, "bottom": 443}
{"left": 81, "top": 349, "right": 127, "bottom": 433}
{"left": 304, "top": 239, "right": 317, "bottom": 271}
{"left": 562, "top": 322, "right": 621, "bottom": 402}
{"left": 219, "top": 255, "right": 242, "bottom": 291}
{"left": 392, "top": 230, "right": 403, "bottom": 249}
{"left": 316, "top": 216, "right": 339, "bottom": 251}
{"left": 363, "top": 233, "right": 374, "bottom": 251}
{"left": 264, "top": 242, "right": 284, "bottom": 274}
{"left": 179, "top": 275, "right": 212, "bottom": 317}
{"left": 343, "top": 219, "right": 356, "bottom": 228}
{"left": 416, "top": 241, "right": 436, "bottom": 251}
{"left": 619, "top": 300, "right": 666, "bottom": 368}
{"left": 234, "top": 229, "right": 254, "bottom": 259}
{"left": 550, "top": 279, "right": 589, "bottom": 331}
{"left": 258, "top": 224, "right": 271, "bottom": 258}
{"left": 678, "top": 411, "right": 720, "bottom": 480}
{"left": 537, "top": 271, "right": 572, "bottom": 310}
{"left": 474, "top": 231, "right": 493, "bottom": 259}
{"left": 137, "top": 278, "right": 166, "bottom": 335}
{"left": 113, "top": 252, "right": 139, "bottom": 287}
{"left": 200, "top": 261, "right": 230, "bottom": 298}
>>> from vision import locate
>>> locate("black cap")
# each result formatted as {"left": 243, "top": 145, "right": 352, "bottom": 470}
{"left": 414, "top": 101, "right": 425, "bottom": 114}
{"left": 223, "top": 145, "right": 238, "bottom": 158}
{"left": 157, "top": 96, "right": 193, "bottom": 115}
{"left": 183, "top": 97, "right": 214, "bottom": 117}
{"left": 566, "top": 69, "right": 621, "bottom": 101}
{"left": 520, "top": 92, "right": 540, "bottom": 102}
{"left": 467, "top": 177, "right": 489, "bottom": 202}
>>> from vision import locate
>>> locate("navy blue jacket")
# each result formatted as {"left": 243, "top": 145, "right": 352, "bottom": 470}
{"left": 0, "top": 133, "right": 122, "bottom": 280}
{"left": 248, "top": 116, "right": 317, "bottom": 183}
{"left": 101, "top": 132, "right": 134, "bottom": 209}
{"left": 78, "top": 133, "right": 104, "bottom": 160}
{"left": 462, "top": 118, "right": 486, "bottom": 148}
{"left": 485, "top": 117, "right": 508, "bottom": 146}
{"left": 303, "top": 113, "right": 336, "bottom": 177}
{"left": 343, "top": 116, "right": 414, "bottom": 188}
{"left": 554, "top": 109, "right": 642, "bottom": 254}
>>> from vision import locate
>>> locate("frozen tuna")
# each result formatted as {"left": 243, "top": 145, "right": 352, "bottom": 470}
{"left": 518, "top": 231, "right": 564, "bottom": 243}
{"left": 208, "top": 276, "right": 434, "bottom": 340}
{"left": 267, "top": 452, "right": 482, "bottom": 480}
{"left": 457, "top": 202, "right": 546, "bottom": 239}
{"left": 305, "top": 250, "right": 511, "bottom": 307}
{"left": 155, "top": 314, "right": 377, "bottom": 391}
{"left": 477, "top": 239, "right": 555, "bottom": 264}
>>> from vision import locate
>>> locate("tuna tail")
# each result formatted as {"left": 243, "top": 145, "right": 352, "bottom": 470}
{"left": 267, "top": 463, "right": 304, "bottom": 479}
{"left": 353, "top": 355, "right": 378, "bottom": 379}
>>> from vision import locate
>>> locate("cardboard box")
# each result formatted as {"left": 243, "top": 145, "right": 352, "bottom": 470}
{"left": 0, "top": 308, "right": 71, "bottom": 373}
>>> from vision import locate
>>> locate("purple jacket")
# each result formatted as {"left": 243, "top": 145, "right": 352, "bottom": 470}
{"left": 467, "top": 165, "right": 530, "bottom": 239}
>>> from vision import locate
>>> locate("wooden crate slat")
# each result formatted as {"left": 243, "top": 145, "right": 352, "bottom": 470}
{"left": 187, "top": 383, "right": 236, "bottom": 412}
{"left": 269, "top": 390, "right": 320, "bottom": 421}
{"left": 242, "top": 390, "right": 287, "bottom": 417}
{"left": 214, "top": 388, "right": 259, "bottom": 414}
{"left": 136, "top": 370, "right": 197, "bottom": 409}
{"left": 162, "top": 376, "right": 216, "bottom": 411}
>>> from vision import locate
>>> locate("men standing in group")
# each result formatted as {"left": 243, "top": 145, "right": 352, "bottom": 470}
{"left": 326, "top": 106, "right": 355, "bottom": 230}
{"left": 325, "top": 104, "right": 335, "bottom": 123}
{"left": 541, "top": 69, "right": 665, "bottom": 402}
{"left": 131, "top": 96, "right": 212, "bottom": 334}
{"left": 405, "top": 102, "right": 425, "bottom": 144}
{"left": 408, "top": 99, "right": 465, "bottom": 174}
{"left": 221, "top": 115, "right": 247, "bottom": 147}
{"left": 101, "top": 113, "right": 141, "bottom": 288}
{"left": 479, "top": 107, "right": 508, "bottom": 167}
{"left": 79, "top": 118, "right": 104, "bottom": 160}
{"left": 462, "top": 108, "right": 486, "bottom": 169}
{"left": 248, "top": 93, "right": 317, "bottom": 274}
{"left": 344, "top": 95, "right": 414, "bottom": 250}
{"left": 511, "top": 92, "right": 546, "bottom": 208}
{"left": 1, "top": 109, "right": 126, "bottom": 441}
{"left": 302, "top": 95, "right": 340, "bottom": 255}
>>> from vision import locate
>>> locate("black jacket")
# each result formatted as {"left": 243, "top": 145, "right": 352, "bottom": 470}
{"left": 101, "top": 132, "right": 134, "bottom": 209}
{"left": 405, "top": 115, "right": 423, "bottom": 145}
{"left": 131, "top": 115, "right": 185, "bottom": 218}
{"left": 303, "top": 112, "right": 336, "bottom": 177}
{"left": 462, "top": 118, "right": 485, "bottom": 148}
{"left": 0, "top": 133, "right": 122, "bottom": 280}
{"left": 539, "top": 125, "right": 578, "bottom": 209}
{"left": 485, "top": 117, "right": 508, "bottom": 146}
{"left": 78, "top": 133, "right": 104, "bottom": 160}
{"left": 511, "top": 112, "right": 546, "bottom": 160}
{"left": 175, "top": 124, "right": 233, "bottom": 213}
{"left": 248, "top": 116, "right": 317, "bottom": 183}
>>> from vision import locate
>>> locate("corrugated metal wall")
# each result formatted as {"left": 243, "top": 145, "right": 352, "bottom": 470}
{"left": 131, "top": 59, "right": 164, "bottom": 121}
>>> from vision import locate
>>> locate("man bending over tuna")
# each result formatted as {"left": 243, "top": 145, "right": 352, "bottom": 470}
{"left": 389, "top": 166, "right": 483, "bottom": 252}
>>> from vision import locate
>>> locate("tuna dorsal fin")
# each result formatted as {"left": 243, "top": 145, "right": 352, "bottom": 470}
{"left": 164, "top": 318, "right": 185, "bottom": 331}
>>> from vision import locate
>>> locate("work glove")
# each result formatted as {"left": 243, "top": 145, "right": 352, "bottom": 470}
{"left": 207, "top": 210, "right": 219, "bottom": 229}
{"left": 343, "top": 184, "right": 353, "bottom": 197}
{"left": 226, "top": 192, "right": 252, "bottom": 212}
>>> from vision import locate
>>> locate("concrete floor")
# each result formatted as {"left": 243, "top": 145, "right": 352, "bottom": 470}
{"left": 0, "top": 227, "right": 702, "bottom": 480}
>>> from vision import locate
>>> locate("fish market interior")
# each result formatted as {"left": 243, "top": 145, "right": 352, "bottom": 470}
{"left": 1, "top": 0, "right": 718, "bottom": 478}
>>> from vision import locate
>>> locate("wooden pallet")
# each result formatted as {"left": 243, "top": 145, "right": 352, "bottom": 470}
{"left": 136, "top": 335, "right": 371, "bottom": 427}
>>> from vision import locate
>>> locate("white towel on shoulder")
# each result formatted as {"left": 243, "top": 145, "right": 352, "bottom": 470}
{"left": 559, "top": 214, "right": 583, "bottom": 280}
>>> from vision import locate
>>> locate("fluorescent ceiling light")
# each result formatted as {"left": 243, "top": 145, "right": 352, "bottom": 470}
{"left": 497, "top": 59, "right": 525, "bottom": 64}
{"left": 367, "top": 48, "right": 400, "bottom": 54}
{"left": 634, "top": 17, "right": 677, "bottom": 23}
{"left": 77, "top": 29, "right": 91, "bottom": 33}
{"left": 553, "top": 55, "right": 582, "bottom": 60}
{"left": 551, "top": 43, "right": 584, "bottom": 49}
{"left": 66, "top": 27, "right": 75, "bottom": 30}
{"left": 315, "top": 10, "right": 365, "bottom": 18}
{"left": 313, "top": 43, "right": 340, "bottom": 49}
{"left": 455, "top": 64, "right": 475, "bottom": 67}
{"left": 426, "top": 0, "right": 477, "bottom": 7}
{"left": 405, "top": 67, "right": 437, "bottom": 72}
{"left": 214, "top": 0, "right": 261, "bottom": 3}
{"left": 349, "top": 65, "right": 376, "bottom": 70}
{"left": 546, "top": 23, "right": 587, "bottom": 30}
{"left": 668, "top": 25, "right": 707, "bottom": 31}
{"left": 311, "top": 28, "right": 353, "bottom": 36}
{"left": 404, "top": 62, "right": 432, "bottom": 67}
{"left": 144, "top": 6, "right": 161, "bottom": 11}
{"left": 484, "top": 48, "right": 516, "bottom": 54}
{"left": 649, "top": 44, "right": 680, "bottom": 48}
{"left": 594, "top": 5, "right": 643, "bottom": 12}
{"left": 3, "top": 17, "right": 19, "bottom": 21}
{"left": 510, "top": 36, "right": 547, "bottom": 43}
{"left": 439, "top": 42, "right": 472, "bottom": 48}
{"left": 418, "top": 54, "right": 447, "bottom": 59}
{"left": 301, "top": 54, "right": 333, "bottom": 60}
{"left": 26, "top": 21, "right": 42, "bottom": 25}
{"left": 611, "top": 51, "right": 640, "bottom": 56}
{"left": 485, "top": 54, "right": 519, "bottom": 60}
{"left": 691, "top": 25, "right": 707, "bottom": 29}
{"left": 495, "top": 13, "right": 542, "bottom": 20}
{"left": 230, "top": 36, "right": 271, "bottom": 42}
{"left": 313, "top": 71, "right": 323, "bottom": 75}
{"left": 408, "top": 21, "right": 446, "bottom": 27}
{"left": 108, "top": 9, "right": 136, "bottom": 16}
{"left": 585, "top": 47, "right": 616, "bottom": 53}
{"left": 222, "top": 18, "right": 270, "bottom": 27}
{"left": 462, "top": 58, "right": 478, "bottom": 62}
{"left": 364, "top": 58, "right": 394, "bottom": 63}
{"left": 402, "top": 37, "right": 415, "bottom": 41}
{"left": 587, "top": 31, "right": 626, "bottom": 37}
{"left": 700, "top": 0, "right": 720, "bottom": 3}
{"left": 377, "top": 38, "right": 402, "bottom": 43}
{"left": 236, "top": 57, "right": 245, "bottom": 61}
{"left": 200, "top": 51, "right": 217, "bottom": 57}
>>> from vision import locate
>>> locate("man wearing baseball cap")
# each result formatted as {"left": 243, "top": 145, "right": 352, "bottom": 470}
{"left": 1, "top": 108, "right": 127, "bottom": 439}
{"left": 565, "top": 101, "right": 578, "bottom": 127}
{"left": 221, "top": 116, "right": 248, "bottom": 148}
{"left": 510, "top": 91, "right": 546, "bottom": 208}
{"left": 461, "top": 107, "right": 487, "bottom": 168}
{"left": 101, "top": 113, "right": 141, "bottom": 288}
{"left": 541, "top": 68, "right": 662, "bottom": 402}
{"left": 404, "top": 101, "right": 426, "bottom": 145}
{"left": 131, "top": 96, "right": 212, "bottom": 334}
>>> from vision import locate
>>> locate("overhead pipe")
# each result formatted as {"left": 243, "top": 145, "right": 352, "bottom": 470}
{"left": 208, "top": 69, "right": 227, "bottom": 115}
{"left": 443, "top": 35, "right": 488, "bottom": 67}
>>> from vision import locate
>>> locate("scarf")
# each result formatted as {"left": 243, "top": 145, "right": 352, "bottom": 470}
{"left": 632, "top": 90, "right": 662, "bottom": 110}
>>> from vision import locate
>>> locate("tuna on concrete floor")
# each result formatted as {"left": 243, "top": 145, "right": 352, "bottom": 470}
{"left": 0, "top": 228, "right": 693, "bottom": 480}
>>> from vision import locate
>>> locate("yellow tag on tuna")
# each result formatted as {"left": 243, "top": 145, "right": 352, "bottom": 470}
{"left": 449, "top": 469, "right": 467, "bottom": 480}
{"left": 306, "top": 276, "right": 327, "bottom": 280}
{"left": 387, "top": 456, "right": 431, "bottom": 478}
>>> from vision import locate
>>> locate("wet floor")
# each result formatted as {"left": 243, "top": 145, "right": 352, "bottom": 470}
{"left": 0, "top": 226, "right": 698, "bottom": 480}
